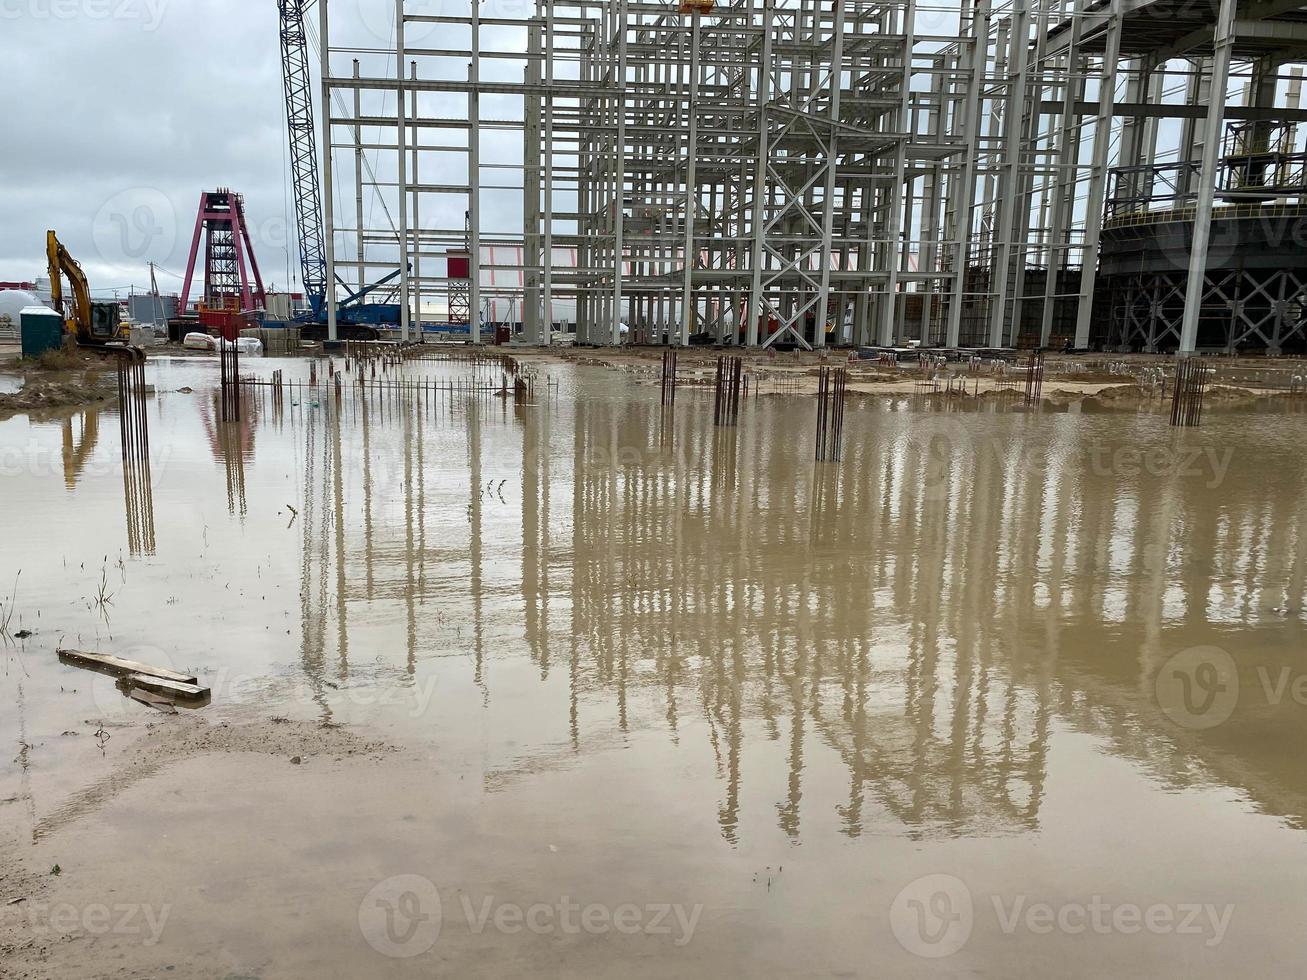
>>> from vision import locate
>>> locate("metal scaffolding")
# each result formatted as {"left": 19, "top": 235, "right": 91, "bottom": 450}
{"left": 317, "top": 0, "right": 1307, "bottom": 352}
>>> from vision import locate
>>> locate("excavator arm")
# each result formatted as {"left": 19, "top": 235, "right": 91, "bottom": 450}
{"left": 46, "top": 230, "right": 122, "bottom": 345}
{"left": 46, "top": 230, "right": 93, "bottom": 338}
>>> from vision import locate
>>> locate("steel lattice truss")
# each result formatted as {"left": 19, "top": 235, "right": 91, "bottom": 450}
{"left": 316, "top": 0, "right": 1307, "bottom": 351}
{"left": 280, "top": 0, "right": 328, "bottom": 313}
{"left": 1109, "top": 267, "right": 1307, "bottom": 352}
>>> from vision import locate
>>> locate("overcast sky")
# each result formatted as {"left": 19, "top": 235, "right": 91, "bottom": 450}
{"left": 0, "top": 0, "right": 489, "bottom": 301}
{"left": 0, "top": 2, "right": 294, "bottom": 296}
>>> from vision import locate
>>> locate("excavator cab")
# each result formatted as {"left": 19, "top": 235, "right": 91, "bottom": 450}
{"left": 87, "top": 301, "right": 121, "bottom": 342}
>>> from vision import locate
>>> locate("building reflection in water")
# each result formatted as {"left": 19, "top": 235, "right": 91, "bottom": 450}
{"left": 60, "top": 407, "right": 155, "bottom": 557}
{"left": 280, "top": 377, "right": 1307, "bottom": 842}
{"left": 203, "top": 389, "right": 259, "bottom": 520}
{"left": 122, "top": 441, "right": 156, "bottom": 558}
{"left": 61, "top": 409, "right": 99, "bottom": 491}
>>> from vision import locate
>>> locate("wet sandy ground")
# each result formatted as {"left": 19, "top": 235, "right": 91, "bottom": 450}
{"left": 523, "top": 345, "right": 1304, "bottom": 404}
{"left": 2, "top": 354, "right": 1307, "bottom": 977}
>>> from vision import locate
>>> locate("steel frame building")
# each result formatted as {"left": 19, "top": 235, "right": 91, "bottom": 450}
{"left": 316, "top": 0, "right": 1307, "bottom": 352}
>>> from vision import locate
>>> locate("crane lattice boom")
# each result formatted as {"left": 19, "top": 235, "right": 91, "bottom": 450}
{"left": 278, "top": 0, "right": 327, "bottom": 313}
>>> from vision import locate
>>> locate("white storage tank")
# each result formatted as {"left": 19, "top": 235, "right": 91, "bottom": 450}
{"left": 0, "top": 289, "right": 49, "bottom": 342}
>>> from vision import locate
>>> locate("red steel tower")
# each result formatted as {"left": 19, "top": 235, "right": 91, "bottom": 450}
{"left": 179, "top": 189, "right": 266, "bottom": 328}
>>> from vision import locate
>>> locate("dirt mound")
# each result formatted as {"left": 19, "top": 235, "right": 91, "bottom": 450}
{"left": 843, "top": 370, "right": 901, "bottom": 385}
{"left": 1078, "top": 383, "right": 1151, "bottom": 409}
{"left": 0, "top": 378, "right": 111, "bottom": 415}
{"left": 1202, "top": 384, "right": 1262, "bottom": 407}
{"left": 28, "top": 715, "right": 396, "bottom": 844}
{"left": 0, "top": 342, "right": 119, "bottom": 416}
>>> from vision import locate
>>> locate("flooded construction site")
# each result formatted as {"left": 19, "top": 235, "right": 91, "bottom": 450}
{"left": 2, "top": 347, "right": 1307, "bottom": 977}
{"left": 9, "top": 0, "right": 1307, "bottom": 974}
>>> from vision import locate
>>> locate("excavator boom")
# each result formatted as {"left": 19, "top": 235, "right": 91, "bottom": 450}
{"left": 46, "top": 230, "right": 120, "bottom": 344}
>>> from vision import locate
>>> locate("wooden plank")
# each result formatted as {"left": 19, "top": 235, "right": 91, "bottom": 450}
{"left": 121, "top": 673, "right": 210, "bottom": 703}
{"left": 57, "top": 649, "right": 197, "bottom": 685}
{"left": 126, "top": 688, "right": 178, "bottom": 715}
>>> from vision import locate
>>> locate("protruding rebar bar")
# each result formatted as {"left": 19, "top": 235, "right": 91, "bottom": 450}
{"left": 1170, "top": 357, "right": 1210, "bottom": 427}
{"left": 816, "top": 366, "right": 848, "bottom": 462}
{"left": 661, "top": 348, "right": 678, "bottom": 406}
{"left": 714, "top": 355, "right": 744, "bottom": 426}
{"left": 1024, "top": 350, "right": 1045, "bottom": 406}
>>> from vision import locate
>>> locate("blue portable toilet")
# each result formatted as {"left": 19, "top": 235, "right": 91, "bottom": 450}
{"left": 20, "top": 307, "right": 64, "bottom": 359}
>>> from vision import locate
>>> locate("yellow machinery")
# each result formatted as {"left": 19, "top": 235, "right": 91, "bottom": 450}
{"left": 46, "top": 230, "right": 123, "bottom": 345}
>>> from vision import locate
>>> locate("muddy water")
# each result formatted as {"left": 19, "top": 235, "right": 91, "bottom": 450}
{"left": 1, "top": 354, "right": 1306, "bottom": 978}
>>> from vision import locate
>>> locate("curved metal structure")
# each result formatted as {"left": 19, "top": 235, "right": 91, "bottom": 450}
{"left": 1101, "top": 119, "right": 1307, "bottom": 352}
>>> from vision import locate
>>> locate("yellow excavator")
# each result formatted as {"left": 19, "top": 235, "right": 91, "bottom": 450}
{"left": 46, "top": 230, "right": 126, "bottom": 345}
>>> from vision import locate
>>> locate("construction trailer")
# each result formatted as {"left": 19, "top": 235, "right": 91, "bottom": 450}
{"left": 314, "top": 0, "right": 1307, "bottom": 352}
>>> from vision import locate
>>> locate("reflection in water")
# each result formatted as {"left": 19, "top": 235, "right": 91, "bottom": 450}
{"left": 122, "top": 447, "right": 156, "bottom": 558}
{"left": 218, "top": 425, "right": 247, "bottom": 520}
{"left": 204, "top": 391, "right": 256, "bottom": 519}
{"left": 59, "top": 407, "right": 155, "bottom": 556}
{"left": 116, "top": 353, "right": 154, "bottom": 557}
{"left": 299, "top": 399, "right": 332, "bottom": 718}
{"left": 61, "top": 410, "right": 99, "bottom": 491}
{"left": 270, "top": 374, "right": 1307, "bottom": 843}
